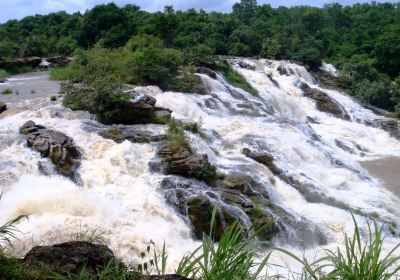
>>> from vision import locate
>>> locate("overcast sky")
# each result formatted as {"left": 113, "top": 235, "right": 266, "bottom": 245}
{"left": 0, "top": 0, "right": 397, "bottom": 23}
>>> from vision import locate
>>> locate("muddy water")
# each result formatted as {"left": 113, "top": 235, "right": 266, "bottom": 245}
{"left": 0, "top": 72, "right": 59, "bottom": 102}
{"left": 360, "top": 157, "right": 400, "bottom": 197}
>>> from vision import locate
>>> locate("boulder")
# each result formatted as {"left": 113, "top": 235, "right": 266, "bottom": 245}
{"left": 238, "top": 61, "right": 256, "bottom": 70}
{"left": 277, "top": 65, "right": 291, "bottom": 76}
{"left": 0, "top": 77, "right": 6, "bottom": 83}
{"left": 99, "top": 125, "right": 166, "bottom": 144}
{"left": 374, "top": 118, "right": 400, "bottom": 140}
{"left": 196, "top": 67, "right": 216, "bottom": 79}
{"left": 300, "top": 83, "right": 349, "bottom": 120}
{"left": 20, "top": 120, "right": 81, "bottom": 184}
{"left": 23, "top": 241, "right": 120, "bottom": 276}
{"left": 187, "top": 196, "right": 236, "bottom": 240}
{"left": 104, "top": 94, "right": 171, "bottom": 125}
{"left": 47, "top": 56, "right": 72, "bottom": 67}
{"left": 242, "top": 148, "right": 281, "bottom": 175}
{"left": 159, "top": 146, "right": 208, "bottom": 177}
{"left": 0, "top": 101, "right": 6, "bottom": 114}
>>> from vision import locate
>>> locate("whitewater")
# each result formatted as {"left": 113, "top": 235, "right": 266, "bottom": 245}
{"left": 1, "top": 59, "right": 399, "bottom": 275}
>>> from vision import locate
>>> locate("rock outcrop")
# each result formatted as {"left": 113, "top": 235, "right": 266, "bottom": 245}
{"left": 20, "top": 120, "right": 81, "bottom": 184}
{"left": 23, "top": 241, "right": 120, "bottom": 276}
{"left": 0, "top": 101, "right": 6, "bottom": 114}
{"left": 196, "top": 67, "right": 216, "bottom": 79}
{"left": 374, "top": 118, "right": 400, "bottom": 140}
{"left": 0, "top": 56, "right": 42, "bottom": 70}
{"left": 301, "top": 83, "right": 349, "bottom": 119}
{"left": 99, "top": 124, "right": 167, "bottom": 143}
{"left": 101, "top": 94, "right": 172, "bottom": 125}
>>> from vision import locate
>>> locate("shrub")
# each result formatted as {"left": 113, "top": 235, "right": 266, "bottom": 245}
{"left": 0, "top": 69, "right": 9, "bottom": 79}
{"left": 166, "top": 118, "right": 188, "bottom": 152}
{"left": 168, "top": 73, "right": 206, "bottom": 94}
{"left": 49, "top": 67, "right": 77, "bottom": 81}
{"left": 216, "top": 60, "right": 258, "bottom": 96}
{"left": 1, "top": 88, "right": 12, "bottom": 95}
{"left": 50, "top": 96, "right": 57, "bottom": 101}
{"left": 131, "top": 46, "right": 183, "bottom": 89}
{"left": 184, "top": 44, "right": 215, "bottom": 67}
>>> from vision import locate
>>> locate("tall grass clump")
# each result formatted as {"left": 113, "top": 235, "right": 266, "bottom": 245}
{"left": 167, "top": 118, "right": 189, "bottom": 152}
{"left": 1, "top": 88, "right": 13, "bottom": 95}
{"left": 277, "top": 214, "right": 400, "bottom": 280}
{"left": 176, "top": 208, "right": 271, "bottom": 280}
{"left": 216, "top": 60, "right": 258, "bottom": 96}
{"left": 50, "top": 66, "right": 77, "bottom": 81}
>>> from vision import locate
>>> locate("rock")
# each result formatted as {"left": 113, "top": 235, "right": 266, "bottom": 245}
{"left": 196, "top": 67, "right": 216, "bottom": 79}
{"left": 374, "top": 118, "right": 400, "bottom": 140}
{"left": 103, "top": 94, "right": 171, "bottom": 125}
{"left": 238, "top": 61, "right": 256, "bottom": 70}
{"left": 20, "top": 120, "right": 81, "bottom": 184}
{"left": 158, "top": 146, "right": 211, "bottom": 179}
{"left": 0, "top": 77, "right": 6, "bottom": 83}
{"left": 242, "top": 148, "right": 281, "bottom": 175}
{"left": 99, "top": 125, "right": 166, "bottom": 144}
{"left": 300, "top": 83, "right": 349, "bottom": 119}
{"left": 0, "top": 56, "right": 42, "bottom": 70}
{"left": 23, "top": 241, "right": 120, "bottom": 276}
{"left": 0, "top": 101, "right": 6, "bottom": 114}
{"left": 46, "top": 56, "right": 72, "bottom": 67}
{"left": 277, "top": 65, "right": 291, "bottom": 76}
{"left": 187, "top": 196, "right": 236, "bottom": 240}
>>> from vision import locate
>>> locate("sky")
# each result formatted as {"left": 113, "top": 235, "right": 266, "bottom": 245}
{"left": 0, "top": 0, "right": 397, "bottom": 23}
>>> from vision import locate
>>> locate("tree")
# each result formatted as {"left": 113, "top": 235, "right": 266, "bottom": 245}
{"left": 233, "top": 0, "right": 257, "bottom": 23}
{"left": 260, "top": 38, "right": 281, "bottom": 59}
{"left": 184, "top": 44, "right": 215, "bottom": 66}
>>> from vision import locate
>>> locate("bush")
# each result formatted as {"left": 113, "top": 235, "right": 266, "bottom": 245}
{"left": 295, "top": 47, "right": 322, "bottom": 69}
{"left": 168, "top": 73, "right": 206, "bottom": 94}
{"left": 125, "top": 34, "right": 165, "bottom": 53}
{"left": 166, "top": 118, "right": 188, "bottom": 152}
{"left": 0, "top": 69, "right": 9, "bottom": 79}
{"left": 49, "top": 67, "right": 77, "bottom": 81}
{"left": 216, "top": 60, "right": 258, "bottom": 96}
{"left": 184, "top": 44, "right": 215, "bottom": 67}
{"left": 1, "top": 88, "right": 12, "bottom": 95}
{"left": 131, "top": 46, "right": 183, "bottom": 89}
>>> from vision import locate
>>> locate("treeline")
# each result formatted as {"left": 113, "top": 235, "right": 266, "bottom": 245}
{"left": 0, "top": 1, "right": 400, "bottom": 113}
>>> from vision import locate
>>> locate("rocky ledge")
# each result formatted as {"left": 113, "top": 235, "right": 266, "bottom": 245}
{"left": 21, "top": 241, "right": 191, "bottom": 279}
{"left": 20, "top": 120, "right": 82, "bottom": 184}
{"left": 99, "top": 124, "right": 167, "bottom": 143}
{"left": 0, "top": 101, "right": 6, "bottom": 114}
{"left": 373, "top": 118, "right": 400, "bottom": 140}
{"left": 301, "top": 83, "right": 349, "bottom": 120}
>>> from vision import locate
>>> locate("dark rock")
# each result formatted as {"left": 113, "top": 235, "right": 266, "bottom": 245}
{"left": 99, "top": 125, "right": 166, "bottom": 144}
{"left": 46, "top": 56, "right": 72, "bottom": 67}
{"left": 187, "top": 195, "right": 236, "bottom": 240}
{"left": 23, "top": 241, "right": 120, "bottom": 276}
{"left": 0, "top": 56, "right": 42, "bottom": 70}
{"left": 238, "top": 61, "right": 256, "bottom": 70}
{"left": 335, "top": 139, "right": 356, "bottom": 154}
{"left": 20, "top": 120, "right": 81, "bottom": 184}
{"left": 311, "top": 70, "right": 342, "bottom": 91}
{"left": 300, "top": 83, "right": 349, "bottom": 120}
{"left": 277, "top": 65, "right": 290, "bottom": 76}
{"left": 104, "top": 94, "right": 171, "bottom": 125}
{"left": 242, "top": 148, "right": 281, "bottom": 175}
{"left": 196, "top": 67, "right": 216, "bottom": 79}
{"left": 0, "top": 101, "right": 6, "bottom": 114}
{"left": 374, "top": 118, "right": 400, "bottom": 140}
{"left": 158, "top": 146, "right": 214, "bottom": 181}
{"left": 0, "top": 77, "right": 6, "bottom": 83}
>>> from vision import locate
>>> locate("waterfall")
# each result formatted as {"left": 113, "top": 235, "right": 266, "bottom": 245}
{"left": 1, "top": 59, "right": 400, "bottom": 273}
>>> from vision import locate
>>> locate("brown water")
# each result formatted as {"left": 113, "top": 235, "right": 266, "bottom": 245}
{"left": 0, "top": 71, "right": 59, "bottom": 103}
{"left": 361, "top": 157, "right": 400, "bottom": 197}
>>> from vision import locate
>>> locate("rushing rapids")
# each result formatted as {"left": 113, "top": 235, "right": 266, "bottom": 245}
{"left": 1, "top": 59, "right": 400, "bottom": 273}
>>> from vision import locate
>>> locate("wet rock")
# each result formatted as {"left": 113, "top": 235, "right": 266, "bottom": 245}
{"left": 23, "top": 241, "right": 120, "bottom": 276}
{"left": 187, "top": 195, "right": 236, "bottom": 240}
{"left": 0, "top": 77, "right": 6, "bottom": 83}
{"left": 104, "top": 94, "right": 171, "bottom": 125}
{"left": 20, "top": 120, "right": 81, "bottom": 184}
{"left": 158, "top": 146, "right": 217, "bottom": 182}
{"left": 373, "top": 118, "right": 400, "bottom": 140}
{"left": 0, "top": 56, "right": 42, "bottom": 69}
{"left": 238, "top": 61, "right": 256, "bottom": 70}
{"left": 277, "top": 65, "right": 290, "bottom": 76}
{"left": 300, "top": 83, "right": 349, "bottom": 120}
{"left": 99, "top": 125, "right": 167, "bottom": 143}
{"left": 196, "top": 67, "right": 216, "bottom": 79}
{"left": 335, "top": 139, "right": 356, "bottom": 154}
{"left": 0, "top": 101, "right": 6, "bottom": 114}
{"left": 46, "top": 56, "right": 72, "bottom": 67}
{"left": 242, "top": 148, "right": 281, "bottom": 175}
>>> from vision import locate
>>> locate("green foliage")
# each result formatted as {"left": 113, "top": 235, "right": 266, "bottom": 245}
{"left": 184, "top": 122, "right": 200, "bottom": 134}
{"left": 125, "top": 34, "right": 165, "bottom": 52}
{"left": 131, "top": 46, "right": 183, "bottom": 89}
{"left": 184, "top": 44, "right": 215, "bottom": 67}
{"left": 216, "top": 60, "right": 258, "bottom": 96}
{"left": 168, "top": 73, "right": 206, "bottom": 95}
{"left": 50, "top": 67, "right": 77, "bottom": 81}
{"left": 295, "top": 47, "right": 322, "bottom": 70}
{"left": 136, "top": 241, "right": 168, "bottom": 276}
{"left": 189, "top": 161, "right": 219, "bottom": 184}
{"left": 69, "top": 226, "right": 107, "bottom": 245}
{"left": 1, "top": 88, "right": 13, "bottom": 95}
{"left": 0, "top": 69, "right": 9, "bottom": 79}
{"left": 277, "top": 215, "right": 400, "bottom": 280}
{"left": 260, "top": 38, "right": 281, "bottom": 59}
{"left": 5, "top": 66, "right": 32, "bottom": 75}
{"left": 166, "top": 118, "right": 188, "bottom": 152}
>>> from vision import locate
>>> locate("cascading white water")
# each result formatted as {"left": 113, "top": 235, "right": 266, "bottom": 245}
{"left": 1, "top": 60, "right": 400, "bottom": 274}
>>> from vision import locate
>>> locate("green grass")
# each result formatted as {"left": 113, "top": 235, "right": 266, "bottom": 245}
{"left": 276, "top": 214, "right": 400, "bottom": 280}
{"left": 1, "top": 88, "right": 13, "bottom": 95}
{"left": 167, "top": 118, "right": 189, "bottom": 152}
{"left": 216, "top": 60, "right": 258, "bottom": 96}
{"left": 50, "top": 66, "right": 76, "bottom": 81}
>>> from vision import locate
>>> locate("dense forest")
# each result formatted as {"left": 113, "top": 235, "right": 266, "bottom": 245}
{"left": 0, "top": 0, "right": 400, "bottom": 114}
